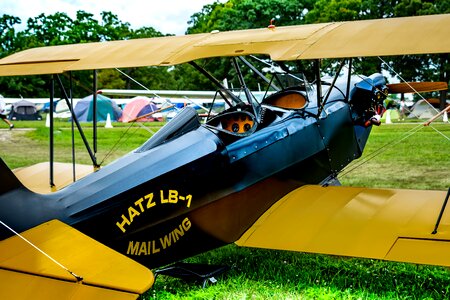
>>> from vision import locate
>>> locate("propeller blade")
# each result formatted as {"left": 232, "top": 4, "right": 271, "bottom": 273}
{"left": 387, "top": 82, "right": 448, "bottom": 94}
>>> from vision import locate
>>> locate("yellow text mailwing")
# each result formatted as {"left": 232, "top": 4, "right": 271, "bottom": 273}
{"left": 0, "top": 220, "right": 154, "bottom": 299}
{"left": 236, "top": 185, "right": 450, "bottom": 267}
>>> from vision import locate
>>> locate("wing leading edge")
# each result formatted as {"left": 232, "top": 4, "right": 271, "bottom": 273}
{"left": 236, "top": 185, "right": 450, "bottom": 267}
{"left": 0, "top": 14, "right": 449, "bottom": 76}
{"left": 0, "top": 220, "right": 154, "bottom": 299}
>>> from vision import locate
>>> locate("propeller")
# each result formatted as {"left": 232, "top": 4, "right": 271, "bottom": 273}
{"left": 386, "top": 82, "right": 448, "bottom": 94}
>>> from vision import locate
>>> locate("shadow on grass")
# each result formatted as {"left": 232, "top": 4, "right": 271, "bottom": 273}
{"left": 147, "top": 245, "right": 450, "bottom": 299}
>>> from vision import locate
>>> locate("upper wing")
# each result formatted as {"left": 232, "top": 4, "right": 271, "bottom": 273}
{"left": 236, "top": 185, "right": 450, "bottom": 267}
{"left": 98, "top": 89, "right": 218, "bottom": 99}
{"left": 0, "top": 14, "right": 449, "bottom": 76}
{"left": 0, "top": 220, "right": 154, "bottom": 299}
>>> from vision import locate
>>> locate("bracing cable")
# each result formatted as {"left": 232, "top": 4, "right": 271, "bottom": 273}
{"left": 0, "top": 220, "right": 83, "bottom": 282}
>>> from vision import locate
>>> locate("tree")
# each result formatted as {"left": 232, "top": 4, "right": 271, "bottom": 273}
{"left": 69, "top": 11, "right": 102, "bottom": 43}
{"left": 360, "top": 0, "right": 398, "bottom": 18}
{"left": 389, "top": 1, "right": 450, "bottom": 107}
{"left": 305, "top": 0, "right": 384, "bottom": 77}
{"left": 0, "top": 10, "right": 173, "bottom": 97}
{"left": 184, "top": 0, "right": 318, "bottom": 91}
{"left": 305, "top": 0, "right": 362, "bottom": 23}
{"left": 1, "top": 1, "right": 448, "bottom": 97}
{"left": 305, "top": 0, "right": 449, "bottom": 108}
{"left": 25, "top": 12, "right": 74, "bottom": 46}
{"left": 96, "top": 24, "right": 174, "bottom": 92}
{"left": 0, "top": 15, "right": 21, "bottom": 57}
{"left": 0, "top": 14, "right": 51, "bottom": 98}
{"left": 188, "top": 0, "right": 315, "bottom": 33}
{"left": 98, "top": 11, "right": 132, "bottom": 41}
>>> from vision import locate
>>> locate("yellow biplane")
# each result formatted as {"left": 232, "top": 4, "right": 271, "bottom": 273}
{"left": 0, "top": 14, "right": 449, "bottom": 299}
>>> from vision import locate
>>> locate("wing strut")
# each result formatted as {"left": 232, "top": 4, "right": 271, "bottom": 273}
{"left": 346, "top": 58, "right": 353, "bottom": 101}
{"left": 314, "top": 59, "right": 322, "bottom": 112}
{"left": 238, "top": 56, "right": 280, "bottom": 91}
{"left": 69, "top": 71, "right": 76, "bottom": 182}
{"left": 93, "top": 70, "right": 98, "bottom": 156}
{"left": 432, "top": 187, "right": 450, "bottom": 234}
{"left": 231, "top": 57, "right": 253, "bottom": 104}
{"left": 318, "top": 59, "right": 346, "bottom": 115}
{"left": 232, "top": 57, "right": 264, "bottom": 123}
{"left": 188, "top": 61, "right": 241, "bottom": 106}
{"left": 49, "top": 75, "right": 55, "bottom": 190}
{"left": 54, "top": 74, "right": 99, "bottom": 169}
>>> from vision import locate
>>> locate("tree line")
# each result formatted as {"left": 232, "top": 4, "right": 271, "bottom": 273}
{"left": 0, "top": 0, "right": 448, "bottom": 105}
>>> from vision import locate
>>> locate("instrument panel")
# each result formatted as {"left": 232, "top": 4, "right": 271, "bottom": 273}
{"left": 207, "top": 110, "right": 257, "bottom": 137}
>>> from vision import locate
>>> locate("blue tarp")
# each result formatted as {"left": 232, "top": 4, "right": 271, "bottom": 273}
{"left": 73, "top": 94, "right": 122, "bottom": 122}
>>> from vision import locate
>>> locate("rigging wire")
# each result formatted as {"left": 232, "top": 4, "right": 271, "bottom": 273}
{"left": 96, "top": 68, "right": 178, "bottom": 165}
{"left": 378, "top": 57, "right": 436, "bottom": 106}
{"left": 338, "top": 123, "right": 425, "bottom": 179}
{"left": 338, "top": 58, "right": 450, "bottom": 178}
{"left": 114, "top": 67, "right": 176, "bottom": 111}
{"left": 98, "top": 123, "right": 142, "bottom": 166}
{"left": 96, "top": 116, "right": 156, "bottom": 166}
{"left": 114, "top": 68, "right": 161, "bottom": 98}
{"left": 428, "top": 125, "right": 450, "bottom": 142}
{"left": 0, "top": 220, "right": 83, "bottom": 282}
{"left": 248, "top": 55, "right": 304, "bottom": 82}
{"left": 377, "top": 57, "right": 447, "bottom": 124}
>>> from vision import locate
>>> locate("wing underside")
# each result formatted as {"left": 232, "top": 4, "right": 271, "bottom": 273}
{"left": 0, "top": 220, "right": 154, "bottom": 300}
{"left": 236, "top": 185, "right": 450, "bottom": 267}
{"left": 0, "top": 14, "right": 449, "bottom": 76}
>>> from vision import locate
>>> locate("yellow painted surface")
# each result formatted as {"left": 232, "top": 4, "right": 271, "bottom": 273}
{"left": 237, "top": 185, "right": 450, "bottom": 267}
{"left": 0, "top": 220, "right": 154, "bottom": 294}
{"left": 13, "top": 162, "right": 94, "bottom": 193}
{"left": 386, "top": 238, "right": 450, "bottom": 266}
{"left": 0, "top": 269, "right": 139, "bottom": 300}
{"left": 0, "top": 14, "right": 448, "bottom": 76}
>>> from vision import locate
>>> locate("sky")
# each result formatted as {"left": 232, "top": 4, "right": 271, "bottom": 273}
{"left": 1, "top": 0, "right": 223, "bottom": 35}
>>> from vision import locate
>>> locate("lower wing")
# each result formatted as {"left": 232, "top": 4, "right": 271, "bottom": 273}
{"left": 237, "top": 185, "right": 450, "bottom": 266}
{"left": 0, "top": 220, "right": 154, "bottom": 300}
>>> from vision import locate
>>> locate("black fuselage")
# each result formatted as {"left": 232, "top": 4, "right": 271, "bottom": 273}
{"left": 0, "top": 74, "right": 382, "bottom": 268}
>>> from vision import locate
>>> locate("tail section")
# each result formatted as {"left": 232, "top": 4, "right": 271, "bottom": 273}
{"left": 0, "top": 158, "right": 23, "bottom": 195}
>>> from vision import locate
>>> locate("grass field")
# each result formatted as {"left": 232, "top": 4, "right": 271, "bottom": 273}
{"left": 0, "top": 120, "right": 449, "bottom": 299}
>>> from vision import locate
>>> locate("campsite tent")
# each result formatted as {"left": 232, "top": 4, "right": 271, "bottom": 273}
{"left": 9, "top": 100, "right": 42, "bottom": 121}
{"left": 408, "top": 99, "right": 440, "bottom": 119}
{"left": 120, "top": 96, "right": 161, "bottom": 122}
{"left": 54, "top": 98, "right": 80, "bottom": 119}
{"left": 73, "top": 94, "right": 122, "bottom": 122}
{"left": 380, "top": 109, "right": 400, "bottom": 123}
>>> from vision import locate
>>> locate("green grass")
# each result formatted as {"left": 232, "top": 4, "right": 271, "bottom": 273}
{"left": 150, "top": 246, "right": 450, "bottom": 299}
{"left": 1, "top": 120, "right": 450, "bottom": 299}
{"left": 0, "top": 120, "right": 165, "bottom": 168}
{"left": 149, "top": 245, "right": 450, "bottom": 299}
{"left": 339, "top": 123, "right": 449, "bottom": 190}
